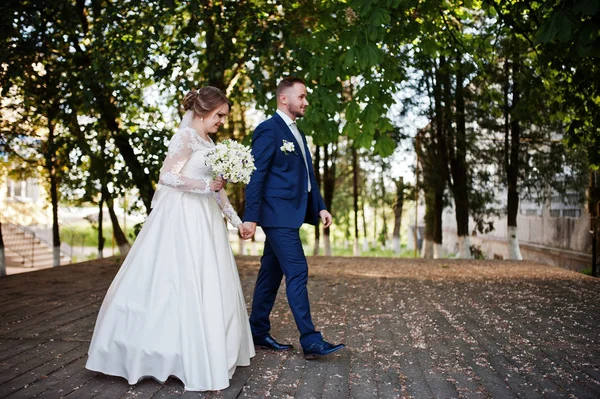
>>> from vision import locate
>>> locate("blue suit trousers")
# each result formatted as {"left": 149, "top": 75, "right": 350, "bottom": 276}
{"left": 249, "top": 227, "right": 322, "bottom": 348}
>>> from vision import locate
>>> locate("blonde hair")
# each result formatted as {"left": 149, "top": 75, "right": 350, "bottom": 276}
{"left": 182, "top": 86, "right": 231, "bottom": 117}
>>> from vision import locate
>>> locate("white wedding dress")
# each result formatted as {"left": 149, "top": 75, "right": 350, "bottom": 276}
{"left": 86, "top": 126, "right": 255, "bottom": 391}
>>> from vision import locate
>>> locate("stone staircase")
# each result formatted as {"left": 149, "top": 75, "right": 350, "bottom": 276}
{"left": 1, "top": 222, "right": 69, "bottom": 269}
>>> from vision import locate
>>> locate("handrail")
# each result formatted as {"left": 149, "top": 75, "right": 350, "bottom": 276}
{"left": 0, "top": 220, "right": 38, "bottom": 267}
{"left": 3, "top": 198, "right": 82, "bottom": 246}
{"left": 0, "top": 206, "right": 86, "bottom": 267}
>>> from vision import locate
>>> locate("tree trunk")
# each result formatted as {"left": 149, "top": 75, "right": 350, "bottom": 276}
{"left": 505, "top": 52, "right": 523, "bottom": 260}
{"left": 589, "top": 170, "right": 600, "bottom": 277}
{"left": 432, "top": 59, "right": 448, "bottom": 259}
{"left": 313, "top": 145, "right": 321, "bottom": 256}
{"left": 0, "top": 220, "right": 5, "bottom": 276}
{"left": 323, "top": 229, "right": 331, "bottom": 256}
{"left": 102, "top": 185, "right": 131, "bottom": 256}
{"left": 372, "top": 203, "right": 378, "bottom": 249}
{"left": 50, "top": 164, "right": 61, "bottom": 267}
{"left": 361, "top": 197, "right": 369, "bottom": 253}
{"left": 379, "top": 167, "right": 387, "bottom": 249}
{"left": 45, "top": 117, "right": 61, "bottom": 267}
{"left": 433, "top": 189, "right": 444, "bottom": 259}
{"left": 322, "top": 142, "right": 337, "bottom": 256}
{"left": 98, "top": 188, "right": 105, "bottom": 259}
{"left": 449, "top": 54, "right": 471, "bottom": 258}
{"left": 416, "top": 130, "right": 436, "bottom": 259}
{"left": 352, "top": 146, "right": 360, "bottom": 256}
{"left": 589, "top": 170, "right": 600, "bottom": 218}
{"left": 392, "top": 177, "right": 404, "bottom": 254}
{"left": 422, "top": 186, "right": 435, "bottom": 259}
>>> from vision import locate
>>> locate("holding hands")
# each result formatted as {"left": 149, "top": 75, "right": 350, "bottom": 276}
{"left": 240, "top": 221, "right": 256, "bottom": 240}
{"left": 239, "top": 212, "right": 331, "bottom": 240}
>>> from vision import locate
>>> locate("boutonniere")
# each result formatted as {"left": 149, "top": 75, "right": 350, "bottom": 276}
{"left": 280, "top": 139, "right": 296, "bottom": 155}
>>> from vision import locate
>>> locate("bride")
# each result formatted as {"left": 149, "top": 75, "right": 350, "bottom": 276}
{"left": 85, "top": 87, "right": 255, "bottom": 391}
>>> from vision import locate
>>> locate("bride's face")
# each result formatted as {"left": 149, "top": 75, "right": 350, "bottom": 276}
{"left": 204, "top": 103, "right": 230, "bottom": 133}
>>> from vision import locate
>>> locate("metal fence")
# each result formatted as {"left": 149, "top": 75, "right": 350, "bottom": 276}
{"left": 1, "top": 220, "right": 40, "bottom": 267}
{"left": 0, "top": 209, "right": 86, "bottom": 268}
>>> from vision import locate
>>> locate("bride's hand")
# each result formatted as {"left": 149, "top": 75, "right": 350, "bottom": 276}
{"left": 210, "top": 176, "right": 225, "bottom": 191}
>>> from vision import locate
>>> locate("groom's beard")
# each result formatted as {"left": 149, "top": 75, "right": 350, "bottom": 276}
{"left": 287, "top": 104, "right": 306, "bottom": 118}
{"left": 289, "top": 106, "right": 306, "bottom": 118}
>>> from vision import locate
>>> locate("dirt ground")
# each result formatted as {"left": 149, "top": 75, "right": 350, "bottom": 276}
{"left": 0, "top": 256, "right": 599, "bottom": 398}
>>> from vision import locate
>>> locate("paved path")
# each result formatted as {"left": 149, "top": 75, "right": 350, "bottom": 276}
{"left": 0, "top": 256, "right": 599, "bottom": 398}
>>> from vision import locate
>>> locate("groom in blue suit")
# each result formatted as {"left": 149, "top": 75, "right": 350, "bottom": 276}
{"left": 241, "top": 77, "right": 345, "bottom": 359}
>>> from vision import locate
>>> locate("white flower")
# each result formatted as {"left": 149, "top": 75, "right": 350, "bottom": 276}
{"left": 206, "top": 139, "right": 256, "bottom": 184}
{"left": 280, "top": 140, "right": 295, "bottom": 155}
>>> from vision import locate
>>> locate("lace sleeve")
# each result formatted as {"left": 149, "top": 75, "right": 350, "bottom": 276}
{"left": 215, "top": 189, "right": 242, "bottom": 228}
{"left": 158, "top": 129, "right": 211, "bottom": 193}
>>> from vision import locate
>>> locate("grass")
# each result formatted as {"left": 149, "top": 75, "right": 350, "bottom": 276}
{"left": 231, "top": 240, "right": 416, "bottom": 258}
{"left": 62, "top": 222, "right": 416, "bottom": 259}
{"left": 329, "top": 246, "right": 417, "bottom": 257}
{"left": 60, "top": 222, "right": 136, "bottom": 247}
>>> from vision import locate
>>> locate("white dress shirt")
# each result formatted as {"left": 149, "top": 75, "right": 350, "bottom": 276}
{"left": 276, "top": 109, "right": 311, "bottom": 192}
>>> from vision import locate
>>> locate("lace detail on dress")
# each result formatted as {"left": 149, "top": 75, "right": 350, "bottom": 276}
{"left": 160, "top": 172, "right": 185, "bottom": 187}
{"left": 221, "top": 202, "right": 243, "bottom": 228}
{"left": 157, "top": 128, "right": 213, "bottom": 194}
{"left": 216, "top": 190, "right": 242, "bottom": 228}
{"left": 155, "top": 127, "right": 243, "bottom": 228}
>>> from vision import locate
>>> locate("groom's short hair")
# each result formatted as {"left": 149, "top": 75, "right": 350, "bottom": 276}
{"left": 276, "top": 77, "right": 306, "bottom": 98}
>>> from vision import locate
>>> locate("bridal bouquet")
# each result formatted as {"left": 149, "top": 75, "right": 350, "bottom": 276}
{"left": 206, "top": 139, "right": 256, "bottom": 184}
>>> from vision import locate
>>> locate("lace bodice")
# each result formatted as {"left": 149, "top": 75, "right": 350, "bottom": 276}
{"left": 156, "top": 127, "right": 242, "bottom": 228}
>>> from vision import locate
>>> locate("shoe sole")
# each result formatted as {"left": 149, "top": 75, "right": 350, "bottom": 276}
{"left": 303, "top": 345, "right": 345, "bottom": 360}
{"left": 254, "top": 344, "right": 293, "bottom": 351}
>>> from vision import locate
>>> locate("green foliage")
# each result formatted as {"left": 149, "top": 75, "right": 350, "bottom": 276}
{"left": 2, "top": 0, "right": 596, "bottom": 254}
{"left": 487, "top": 0, "right": 600, "bottom": 168}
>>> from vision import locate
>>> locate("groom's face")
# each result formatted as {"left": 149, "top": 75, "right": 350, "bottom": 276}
{"left": 283, "top": 83, "right": 309, "bottom": 118}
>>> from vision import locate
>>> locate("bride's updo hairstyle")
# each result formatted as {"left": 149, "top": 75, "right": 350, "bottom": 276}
{"left": 182, "top": 87, "right": 231, "bottom": 118}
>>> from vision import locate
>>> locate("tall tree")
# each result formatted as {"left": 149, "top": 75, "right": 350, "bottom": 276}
{"left": 446, "top": 53, "right": 472, "bottom": 258}
{"left": 504, "top": 43, "right": 523, "bottom": 260}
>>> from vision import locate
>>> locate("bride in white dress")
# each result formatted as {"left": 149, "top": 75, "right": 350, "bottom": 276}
{"left": 86, "top": 87, "right": 255, "bottom": 392}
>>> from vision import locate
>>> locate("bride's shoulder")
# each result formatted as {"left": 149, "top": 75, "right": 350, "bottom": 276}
{"left": 171, "top": 127, "right": 201, "bottom": 143}
{"left": 177, "top": 126, "right": 197, "bottom": 136}
{"left": 171, "top": 127, "right": 214, "bottom": 150}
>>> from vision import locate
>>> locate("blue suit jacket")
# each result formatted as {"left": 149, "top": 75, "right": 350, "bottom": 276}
{"left": 243, "top": 113, "right": 326, "bottom": 228}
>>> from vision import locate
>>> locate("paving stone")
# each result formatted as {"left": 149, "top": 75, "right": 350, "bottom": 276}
{"left": 0, "top": 256, "right": 599, "bottom": 398}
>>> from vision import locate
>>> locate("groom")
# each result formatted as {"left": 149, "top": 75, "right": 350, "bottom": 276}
{"left": 241, "top": 77, "right": 345, "bottom": 359}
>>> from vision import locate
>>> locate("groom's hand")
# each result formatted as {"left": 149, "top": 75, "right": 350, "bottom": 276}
{"left": 319, "top": 210, "right": 332, "bottom": 228}
{"left": 241, "top": 222, "right": 256, "bottom": 240}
